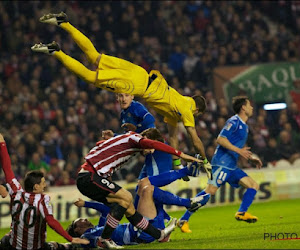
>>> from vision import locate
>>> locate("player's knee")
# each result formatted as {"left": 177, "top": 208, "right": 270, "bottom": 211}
{"left": 137, "top": 177, "right": 150, "bottom": 194}
{"left": 140, "top": 185, "right": 154, "bottom": 198}
{"left": 118, "top": 189, "right": 133, "bottom": 208}
{"left": 250, "top": 181, "right": 259, "bottom": 191}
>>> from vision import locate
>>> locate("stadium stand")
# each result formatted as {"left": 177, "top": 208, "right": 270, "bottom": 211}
{"left": 0, "top": 1, "right": 299, "bottom": 187}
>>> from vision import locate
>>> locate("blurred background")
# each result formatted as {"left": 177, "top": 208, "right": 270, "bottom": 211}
{"left": 0, "top": 0, "right": 300, "bottom": 189}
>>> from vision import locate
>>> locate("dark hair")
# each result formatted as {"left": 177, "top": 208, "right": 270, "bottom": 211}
{"left": 66, "top": 220, "right": 79, "bottom": 237}
{"left": 140, "top": 128, "right": 164, "bottom": 142}
{"left": 232, "top": 96, "right": 249, "bottom": 114}
{"left": 192, "top": 95, "right": 207, "bottom": 113}
{"left": 24, "top": 171, "right": 44, "bottom": 192}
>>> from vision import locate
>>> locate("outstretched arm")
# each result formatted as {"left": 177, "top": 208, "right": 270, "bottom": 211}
{"left": 139, "top": 138, "right": 201, "bottom": 163}
{"left": 46, "top": 215, "right": 89, "bottom": 245}
{"left": 0, "top": 134, "right": 15, "bottom": 183}
{"left": 185, "top": 126, "right": 206, "bottom": 159}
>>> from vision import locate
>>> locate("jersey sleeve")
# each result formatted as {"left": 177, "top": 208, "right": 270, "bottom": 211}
{"left": 139, "top": 138, "right": 182, "bottom": 157}
{"left": 134, "top": 102, "right": 155, "bottom": 126}
{"left": 219, "top": 119, "right": 238, "bottom": 139}
{"left": 0, "top": 142, "right": 15, "bottom": 183}
{"left": 0, "top": 142, "right": 23, "bottom": 195}
{"left": 181, "top": 108, "right": 195, "bottom": 127}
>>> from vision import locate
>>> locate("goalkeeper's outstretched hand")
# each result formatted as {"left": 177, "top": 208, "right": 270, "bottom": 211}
{"left": 195, "top": 154, "right": 213, "bottom": 180}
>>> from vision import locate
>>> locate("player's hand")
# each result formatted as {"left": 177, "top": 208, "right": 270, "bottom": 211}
{"left": 203, "top": 160, "right": 213, "bottom": 180}
{"left": 0, "top": 134, "right": 4, "bottom": 143}
{"left": 102, "top": 130, "right": 114, "bottom": 140}
{"left": 72, "top": 238, "right": 90, "bottom": 245}
{"left": 238, "top": 147, "right": 252, "bottom": 160}
{"left": 74, "top": 198, "right": 85, "bottom": 207}
{"left": 121, "top": 123, "right": 137, "bottom": 132}
{"left": 249, "top": 155, "right": 263, "bottom": 169}
{"left": 179, "top": 152, "right": 203, "bottom": 163}
{"left": 0, "top": 185, "right": 8, "bottom": 198}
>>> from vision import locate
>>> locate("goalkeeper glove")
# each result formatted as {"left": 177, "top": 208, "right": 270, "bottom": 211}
{"left": 195, "top": 154, "right": 213, "bottom": 180}
{"left": 173, "top": 159, "right": 190, "bottom": 181}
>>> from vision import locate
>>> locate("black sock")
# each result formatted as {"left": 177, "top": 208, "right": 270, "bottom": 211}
{"left": 101, "top": 204, "right": 127, "bottom": 239}
{"left": 127, "top": 211, "right": 161, "bottom": 239}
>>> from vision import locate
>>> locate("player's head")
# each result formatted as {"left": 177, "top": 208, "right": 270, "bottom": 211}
{"left": 66, "top": 218, "right": 94, "bottom": 237}
{"left": 232, "top": 96, "right": 253, "bottom": 117}
{"left": 24, "top": 170, "right": 46, "bottom": 193}
{"left": 140, "top": 128, "right": 164, "bottom": 142}
{"left": 192, "top": 95, "right": 207, "bottom": 117}
{"left": 140, "top": 128, "right": 164, "bottom": 155}
{"left": 116, "top": 93, "right": 134, "bottom": 109}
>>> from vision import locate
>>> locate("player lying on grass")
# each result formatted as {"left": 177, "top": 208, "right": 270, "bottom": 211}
{"left": 31, "top": 12, "right": 212, "bottom": 181}
{"left": 73, "top": 127, "right": 203, "bottom": 248}
{"left": 0, "top": 133, "right": 89, "bottom": 249}
{"left": 66, "top": 163, "right": 209, "bottom": 248}
{"left": 177, "top": 96, "right": 263, "bottom": 233}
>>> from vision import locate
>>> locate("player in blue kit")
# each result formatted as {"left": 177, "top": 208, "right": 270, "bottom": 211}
{"left": 117, "top": 93, "right": 155, "bottom": 133}
{"left": 178, "top": 96, "right": 263, "bottom": 233}
{"left": 67, "top": 164, "right": 208, "bottom": 248}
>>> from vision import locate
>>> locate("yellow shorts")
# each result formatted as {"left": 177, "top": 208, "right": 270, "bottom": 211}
{"left": 94, "top": 54, "right": 149, "bottom": 97}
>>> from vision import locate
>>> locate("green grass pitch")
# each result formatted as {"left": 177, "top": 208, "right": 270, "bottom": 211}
{"left": 1, "top": 199, "right": 299, "bottom": 249}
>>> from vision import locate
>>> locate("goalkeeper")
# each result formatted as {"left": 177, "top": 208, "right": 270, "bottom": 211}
{"left": 31, "top": 12, "right": 212, "bottom": 180}
{"left": 177, "top": 96, "right": 263, "bottom": 233}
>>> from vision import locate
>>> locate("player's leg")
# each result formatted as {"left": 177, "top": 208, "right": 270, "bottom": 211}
{"left": 76, "top": 172, "right": 126, "bottom": 248}
{"left": 39, "top": 12, "right": 100, "bottom": 65}
{"left": 135, "top": 184, "right": 177, "bottom": 243}
{"left": 31, "top": 42, "right": 97, "bottom": 84}
{"left": 148, "top": 165, "right": 199, "bottom": 187}
{"left": 235, "top": 171, "right": 259, "bottom": 223}
{"left": 178, "top": 166, "right": 225, "bottom": 233}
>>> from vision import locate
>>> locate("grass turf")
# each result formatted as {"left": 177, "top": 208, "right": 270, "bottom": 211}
{"left": 1, "top": 199, "right": 299, "bottom": 249}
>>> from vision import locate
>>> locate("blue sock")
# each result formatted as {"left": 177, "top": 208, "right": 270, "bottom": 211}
{"left": 153, "top": 186, "right": 191, "bottom": 208}
{"left": 149, "top": 168, "right": 188, "bottom": 187}
{"left": 180, "top": 190, "right": 207, "bottom": 221}
{"left": 238, "top": 188, "right": 257, "bottom": 212}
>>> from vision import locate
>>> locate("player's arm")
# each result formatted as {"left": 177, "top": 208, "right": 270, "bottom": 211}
{"left": 0, "top": 134, "right": 15, "bottom": 183}
{"left": 139, "top": 138, "right": 201, "bottom": 163}
{"left": 185, "top": 126, "right": 206, "bottom": 159}
{"left": 217, "top": 136, "right": 252, "bottom": 160}
{"left": 46, "top": 214, "right": 89, "bottom": 245}
{"left": 74, "top": 198, "right": 110, "bottom": 214}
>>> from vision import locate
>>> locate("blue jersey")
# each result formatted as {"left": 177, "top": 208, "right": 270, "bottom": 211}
{"left": 120, "top": 100, "right": 155, "bottom": 133}
{"left": 211, "top": 115, "right": 248, "bottom": 170}
{"left": 81, "top": 202, "right": 166, "bottom": 247}
{"left": 82, "top": 223, "right": 139, "bottom": 247}
{"left": 139, "top": 150, "right": 172, "bottom": 179}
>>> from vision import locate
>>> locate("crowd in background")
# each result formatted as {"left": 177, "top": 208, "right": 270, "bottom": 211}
{"left": 0, "top": 1, "right": 300, "bottom": 187}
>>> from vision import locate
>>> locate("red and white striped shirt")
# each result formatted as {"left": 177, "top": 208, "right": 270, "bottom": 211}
{"left": 6, "top": 179, "right": 52, "bottom": 249}
{"left": 0, "top": 142, "right": 72, "bottom": 249}
{"left": 85, "top": 132, "right": 182, "bottom": 177}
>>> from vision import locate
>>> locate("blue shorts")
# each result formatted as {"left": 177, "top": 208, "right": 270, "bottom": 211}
{"left": 207, "top": 166, "right": 248, "bottom": 188}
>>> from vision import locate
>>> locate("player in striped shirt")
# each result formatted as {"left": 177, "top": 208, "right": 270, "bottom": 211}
{"left": 67, "top": 162, "right": 206, "bottom": 248}
{"left": 32, "top": 12, "right": 213, "bottom": 182}
{"left": 76, "top": 128, "right": 202, "bottom": 248}
{"left": 0, "top": 133, "right": 89, "bottom": 250}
